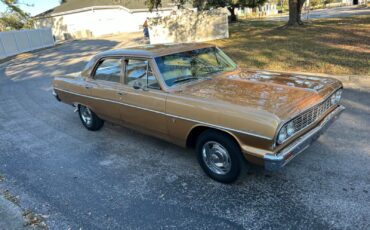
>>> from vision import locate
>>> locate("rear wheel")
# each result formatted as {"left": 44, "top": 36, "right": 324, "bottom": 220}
{"left": 196, "top": 130, "right": 245, "bottom": 183}
{"left": 78, "top": 105, "right": 104, "bottom": 131}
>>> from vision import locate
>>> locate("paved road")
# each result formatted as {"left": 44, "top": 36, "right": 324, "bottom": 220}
{"left": 267, "top": 5, "right": 370, "bottom": 21}
{"left": 0, "top": 40, "right": 370, "bottom": 229}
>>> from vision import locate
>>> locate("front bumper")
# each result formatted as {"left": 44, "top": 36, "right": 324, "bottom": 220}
{"left": 264, "top": 105, "right": 345, "bottom": 171}
{"left": 52, "top": 89, "right": 61, "bottom": 101}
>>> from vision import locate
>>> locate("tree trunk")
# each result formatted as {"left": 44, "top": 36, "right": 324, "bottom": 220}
{"left": 287, "top": 0, "right": 306, "bottom": 26}
{"left": 227, "top": 7, "right": 237, "bottom": 23}
{"left": 280, "top": 0, "right": 285, "bottom": 13}
{"left": 297, "top": 0, "right": 305, "bottom": 24}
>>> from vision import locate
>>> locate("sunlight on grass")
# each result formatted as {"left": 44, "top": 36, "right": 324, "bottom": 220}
{"left": 210, "top": 15, "right": 370, "bottom": 75}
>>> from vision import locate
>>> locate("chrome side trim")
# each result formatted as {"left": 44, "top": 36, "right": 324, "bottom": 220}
{"left": 54, "top": 87, "right": 272, "bottom": 140}
{"left": 264, "top": 105, "right": 345, "bottom": 171}
{"left": 55, "top": 88, "right": 167, "bottom": 115}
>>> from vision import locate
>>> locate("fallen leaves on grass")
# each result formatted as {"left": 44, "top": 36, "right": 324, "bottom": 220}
{"left": 210, "top": 15, "right": 370, "bottom": 75}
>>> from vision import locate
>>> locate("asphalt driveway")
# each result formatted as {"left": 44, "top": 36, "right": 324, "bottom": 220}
{"left": 0, "top": 39, "right": 369, "bottom": 229}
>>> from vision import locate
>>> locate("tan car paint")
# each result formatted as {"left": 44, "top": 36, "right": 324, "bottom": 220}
{"left": 53, "top": 43, "right": 342, "bottom": 166}
{"left": 87, "top": 80, "right": 123, "bottom": 123}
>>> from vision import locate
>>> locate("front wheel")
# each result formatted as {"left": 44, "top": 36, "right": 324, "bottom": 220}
{"left": 196, "top": 130, "right": 245, "bottom": 183}
{"left": 78, "top": 105, "right": 104, "bottom": 131}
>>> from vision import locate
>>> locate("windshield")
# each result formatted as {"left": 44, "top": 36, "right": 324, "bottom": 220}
{"left": 155, "top": 47, "right": 237, "bottom": 87}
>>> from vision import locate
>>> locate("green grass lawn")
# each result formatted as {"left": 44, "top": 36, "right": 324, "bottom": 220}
{"left": 211, "top": 15, "right": 370, "bottom": 75}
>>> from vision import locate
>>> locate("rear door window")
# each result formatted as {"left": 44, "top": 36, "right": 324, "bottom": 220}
{"left": 93, "top": 58, "right": 122, "bottom": 83}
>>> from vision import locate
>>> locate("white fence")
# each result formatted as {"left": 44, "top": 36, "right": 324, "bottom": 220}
{"left": 0, "top": 28, "right": 54, "bottom": 59}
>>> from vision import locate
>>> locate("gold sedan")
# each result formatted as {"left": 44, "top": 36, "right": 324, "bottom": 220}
{"left": 53, "top": 43, "right": 345, "bottom": 183}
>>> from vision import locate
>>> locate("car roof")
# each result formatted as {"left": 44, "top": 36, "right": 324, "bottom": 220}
{"left": 81, "top": 43, "right": 217, "bottom": 79}
{"left": 95, "top": 43, "right": 216, "bottom": 59}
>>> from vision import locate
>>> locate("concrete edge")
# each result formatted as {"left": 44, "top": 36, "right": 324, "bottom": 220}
{"left": 0, "top": 195, "right": 31, "bottom": 229}
{"left": 0, "top": 190, "right": 48, "bottom": 229}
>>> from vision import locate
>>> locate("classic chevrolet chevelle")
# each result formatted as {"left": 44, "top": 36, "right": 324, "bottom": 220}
{"left": 53, "top": 43, "right": 345, "bottom": 183}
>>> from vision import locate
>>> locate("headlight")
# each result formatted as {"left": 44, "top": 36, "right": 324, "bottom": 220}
{"left": 335, "top": 89, "right": 342, "bottom": 103}
{"left": 330, "top": 94, "right": 336, "bottom": 105}
{"left": 277, "top": 122, "right": 295, "bottom": 144}
{"left": 277, "top": 126, "right": 287, "bottom": 144}
{"left": 286, "top": 122, "right": 295, "bottom": 136}
{"left": 331, "top": 89, "right": 342, "bottom": 105}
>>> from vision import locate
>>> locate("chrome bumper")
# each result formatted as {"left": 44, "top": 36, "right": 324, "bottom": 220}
{"left": 52, "top": 89, "right": 61, "bottom": 102}
{"left": 264, "top": 105, "right": 345, "bottom": 171}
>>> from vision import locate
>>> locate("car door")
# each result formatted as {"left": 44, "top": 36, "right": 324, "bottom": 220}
{"left": 86, "top": 57, "right": 125, "bottom": 124}
{"left": 119, "top": 58, "right": 168, "bottom": 138}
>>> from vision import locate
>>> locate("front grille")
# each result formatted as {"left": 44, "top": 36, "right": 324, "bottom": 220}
{"left": 292, "top": 97, "right": 333, "bottom": 132}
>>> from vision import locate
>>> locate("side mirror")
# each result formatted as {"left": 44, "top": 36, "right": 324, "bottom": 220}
{"left": 133, "top": 81, "right": 149, "bottom": 91}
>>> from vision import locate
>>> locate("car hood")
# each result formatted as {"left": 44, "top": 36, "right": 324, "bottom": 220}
{"left": 176, "top": 69, "right": 342, "bottom": 120}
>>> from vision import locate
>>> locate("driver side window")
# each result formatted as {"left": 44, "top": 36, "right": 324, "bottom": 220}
{"left": 124, "top": 59, "right": 160, "bottom": 90}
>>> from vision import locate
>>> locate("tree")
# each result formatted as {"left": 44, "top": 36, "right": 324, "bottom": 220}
{"left": 278, "top": 0, "right": 288, "bottom": 12}
{"left": 206, "top": 0, "right": 239, "bottom": 22}
{"left": 206, "top": 0, "right": 267, "bottom": 22}
{"left": 192, "top": 0, "right": 208, "bottom": 10}
{"left": 1, "top": 0, "right": 28, "bottom": 19}
{"left": 191, "top": 0, "right": 268, "bottom": 22}
{"left": 0, "top": 12, "right": 24, "bottom": 30}
{"left": 145, "top": 0, "right": 165, "bottom": 11}
{"left": 287, "top": 0, "right": 306, "bottom": 26}
{"left": 323, "top": 0, "right": 335, "bottom": 7}
{"left": 145, "top": 0, "right": 267, "bottom": 22}
{"left": 310, "top": 0, "right": 322, "bottom": 8}
{"left": 0, "top": 0, "right": 33, "bottom": 30}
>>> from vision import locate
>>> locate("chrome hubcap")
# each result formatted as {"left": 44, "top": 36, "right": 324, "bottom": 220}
{"left": 80, "top": 106, "right": 92, "bottom": 126}
{"left": 202, "top": 141, "right": 231, "bottom": 175}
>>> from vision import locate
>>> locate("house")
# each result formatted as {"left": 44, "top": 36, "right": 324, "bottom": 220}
{"left": 341, "top": 0, "right": 367, "bottom": 5}
{"left": 34, "top": 0, "right": 178, "bottom": 40}
{"left": 235, "top": 1, "right": 279, "bottom": 18}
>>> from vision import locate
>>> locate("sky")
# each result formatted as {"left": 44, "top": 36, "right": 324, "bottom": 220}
{"left": 0, "top": 0, "right": 60, "bottom": 16}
